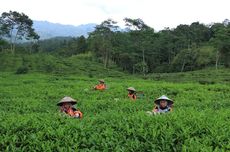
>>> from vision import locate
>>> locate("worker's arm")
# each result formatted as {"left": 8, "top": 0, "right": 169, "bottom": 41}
{"left": 73, "top": 110, "right": 83, "bottom": 119}
{"left": 93, "top": 85, "right": 98, "bottom": 90}
{"left": 152, "top": 106, "right": 158, "bottom": 112}
{"left": 60, "top": 106, "right": 65, "bottom": 112}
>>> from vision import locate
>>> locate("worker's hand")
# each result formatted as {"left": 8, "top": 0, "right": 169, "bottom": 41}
{"left": 74, "top": 113, "right": 80, "bottom": 118}
{"left": 153, "top": 109, "right": 158, "bottom": 113}
{"left": 146, "top": 111, "right": 153, "bottom": 115}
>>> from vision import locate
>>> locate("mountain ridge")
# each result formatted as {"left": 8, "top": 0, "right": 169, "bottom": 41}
{"left": 33, "top": 20, "right": 96, "bottom": 39}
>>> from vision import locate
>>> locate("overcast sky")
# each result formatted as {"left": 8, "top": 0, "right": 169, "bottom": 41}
{"left": 0, "top": 0, "right": 229, "bottom": 30}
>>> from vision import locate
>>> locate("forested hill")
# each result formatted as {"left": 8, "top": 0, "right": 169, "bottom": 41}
{"left": 30, "top": 19, "right": 230, "bottom": 73}
{"left": 33, "top": 21, "right": 96, "bottom": 39}
{"left": 0, "top": 11, "right": 230, "bottom": 74}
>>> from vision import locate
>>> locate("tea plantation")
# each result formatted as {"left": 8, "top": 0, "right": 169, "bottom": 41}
{"left": 0, "top": 72, "right": 229, "bottom": 151}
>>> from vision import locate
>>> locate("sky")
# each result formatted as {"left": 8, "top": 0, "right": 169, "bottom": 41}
{"left": 0, "top": 0, "right": 229, "bottom": 30}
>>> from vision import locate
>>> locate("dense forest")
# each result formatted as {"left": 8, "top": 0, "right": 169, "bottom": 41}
{"left": 0, "top": 11, "right": 230, "bottom": 74}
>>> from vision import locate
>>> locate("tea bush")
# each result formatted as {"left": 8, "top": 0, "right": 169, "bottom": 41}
{"left": 0, "top": 73, "right": 229, "bottom": 151}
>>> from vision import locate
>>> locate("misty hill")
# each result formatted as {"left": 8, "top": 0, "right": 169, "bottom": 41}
{"left": 33, "top": 21, "right": 96, "bottom": 39}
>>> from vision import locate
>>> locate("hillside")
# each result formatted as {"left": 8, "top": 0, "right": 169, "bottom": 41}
{"left": 1, "top": 49, "right": 230, "bottom": 151}
{"left": 147, "top": 68, "right": 230, "bottom": 84}
{"left": 33, "top": 21, "right": 96, "bottom": 39}
{"left": 0, "top": 52, "right": 125, "bottom": 78}
{"left": 1, "top": 51, "right": 230, "bottom": 84}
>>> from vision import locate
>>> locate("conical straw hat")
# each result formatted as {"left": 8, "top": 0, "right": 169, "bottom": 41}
{"left": 154, "top": 95, "right": 174, "bottom": 105}
{"left": 127, "top": 87, "right": 136, "bottom": 92}
{"left": 99, "top": 79, "right": 105, "bottom": 83}
{"left": 57, "top": 96, "right": 77, "bottom": 106}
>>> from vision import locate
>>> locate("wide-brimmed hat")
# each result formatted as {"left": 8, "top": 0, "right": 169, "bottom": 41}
{"left": 154, "top": 95, "right": 174, "bottom": 105}
{"left": 57, "top": 96, "right": 77, "bottom": 106}
{"left": 99, "top": 79, "right": 105, "bottom": 83}
{"left": 127, "top": 87, "right": 136, "bottom": 92}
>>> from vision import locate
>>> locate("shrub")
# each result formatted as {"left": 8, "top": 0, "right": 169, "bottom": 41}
{"left": 16, "top": 66, "right": 29, "bottom": 74}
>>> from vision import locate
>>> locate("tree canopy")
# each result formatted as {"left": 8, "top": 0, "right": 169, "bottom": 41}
{"left": 1, "top": 11, "right": 229, "bottom": 73}
{"left": 0, "top": 11, "right": 39, "bottom": 53}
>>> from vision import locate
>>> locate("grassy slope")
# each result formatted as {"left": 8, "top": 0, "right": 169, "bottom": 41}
{"left": 0, "top": 53, "right": 126, "bottom": 78}
{"left": 147, "top": 68, "right": 230, "bottom": 84}
{"left": 0, "top": 72, "right": 229, "bottom": 151}
{"left": 1, "top": 52, "right": 229, "bottom": 83}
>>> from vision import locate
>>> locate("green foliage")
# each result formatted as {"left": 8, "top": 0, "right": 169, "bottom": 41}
{"left": 196, "top": 46, "right": 215, "bottom": 67}
{"left": 210, "top": 23, "right": 230, "bottom": 68}
{"left": 169, "top": 45, "right": 216, "bottom": 72}
{"left": 0, "top": 52, "right": 125, "bottom": 77}
{"left": 0, "top": 11, "right": 39, "bottom": 53}
{"left": 0, "top": 53, "right": 23, "bottom": 71}
{"left": 7, "top": 18, "right": 229, "bottom": 74}
{"left": 88, "top": 19, "right": 118, "bottom": 68}
{"left": 16, "top": 66, "right": 29, "bottom": 74}
{"left": 2, "top": 15, "right": 230, "bottom": 73}
{"left": 147, "top": 68, "right": 230, "bottom": 84}
{"left": 172, "top": 48, "right": 198, "bottom": 72}
{"left": 0, "top": 38, "right": 9, "bottom": 52}
{"left": 87, "top": 19, "right": 229, "bottom": 73}
{"left": 134, "top": 62, "right": 148, "bottom": 74}
{"left": 124, "top": 18, "right": 150, "bottom": 31}
{"left": 0, "top": 73, "right": 229, "bottom": 151}
{"left": 36, "top": 37, "right": 73, "bottom": 52}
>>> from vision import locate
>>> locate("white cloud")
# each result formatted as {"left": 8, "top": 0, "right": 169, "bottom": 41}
{"left": 0, "top": 0, "right": 229, "bottom": 30}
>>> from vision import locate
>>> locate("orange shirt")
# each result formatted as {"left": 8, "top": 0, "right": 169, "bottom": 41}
{"left": 67, "top": 108, "right": 75, "bottom": 116}
{"left": 128, "top": 93, "right": 137, "bottom": 100}
{"left": 61, "top": 107, "right": 83, "bottom": 119}
{"left": 95, "top": 84, "right": 106, "bottom": 90}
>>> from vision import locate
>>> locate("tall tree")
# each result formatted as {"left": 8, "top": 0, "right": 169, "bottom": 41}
{"left": 189, "top": 22, "right": 211, "bottom": 46}
{"left": 124, "top": 18, "right": 152, "bottom": 75}
{"left": 210, "top": 23, "right": 230, "bottom": 69}
{"left": 89, "top": 19, "right": 118, "bottom": 68}
{"left": 0, "top": 11, "right": 39, "bottom": 53}
{"left": 76, "top": 36, "right": 87, "bottom": 54}
{"left": 0, "top": 38, "right": 9, "bottom": 52}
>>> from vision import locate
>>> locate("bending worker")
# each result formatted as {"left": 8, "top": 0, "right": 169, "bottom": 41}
{"left": 94, "top": 79, "right": 107, "bottom": 90}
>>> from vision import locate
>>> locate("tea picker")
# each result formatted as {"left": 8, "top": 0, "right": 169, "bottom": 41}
{"left": 57, "top": 96, "right": 83, "bottom": 119}
{"left": 146, "top": 95, "right": 174, "bottom": 115}
{"left": 127, "top": 87, "right": 137, "bottom": 100}
{"left": 94, "top": 79, "right": 107, "bottom": 90}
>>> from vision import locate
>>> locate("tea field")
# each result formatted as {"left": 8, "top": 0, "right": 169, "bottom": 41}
{"left": 0, "top": 72, "right": 230, "bottom": 151}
